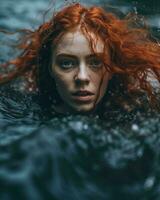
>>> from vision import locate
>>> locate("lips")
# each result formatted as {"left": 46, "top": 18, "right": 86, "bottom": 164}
{"left": 72, "top": 90, "right": 94, "bottom": 102}
{"left": 73, "top": 90, "right": 94, "bottom": 96}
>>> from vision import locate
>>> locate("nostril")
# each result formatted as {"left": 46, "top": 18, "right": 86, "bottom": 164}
{"left": 74, "top": 75, "right": 89, "bottom": 85}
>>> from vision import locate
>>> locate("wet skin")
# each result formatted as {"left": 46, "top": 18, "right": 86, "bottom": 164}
{"left": 51, "top": 29, "right": 111, "bottom": 114}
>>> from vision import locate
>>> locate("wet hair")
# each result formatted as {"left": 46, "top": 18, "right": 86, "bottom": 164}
{"left": 0, "top": 3, "right": 160, "bottom": 111}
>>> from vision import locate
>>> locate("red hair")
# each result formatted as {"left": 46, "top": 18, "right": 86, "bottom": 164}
{"left": 1, "top": 3, "right": 160, "bottom": 109}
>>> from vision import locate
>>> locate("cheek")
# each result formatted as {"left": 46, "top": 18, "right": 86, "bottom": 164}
{"left": 52, "top": 71, "right": 72, "bottom": 94}
{"left": 54, "top": 76, "right": 67, "bottom": 91}
{"left": 93, "top": 70, "right": 110, "bottom": 88}
{"left": 98, "top": 72, "right": 111, "bottom": 97}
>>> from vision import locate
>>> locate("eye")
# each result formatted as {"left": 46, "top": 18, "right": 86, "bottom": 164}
{"left": 57, "top": 58, "right": 77, "bottom": 69}
{"left": 88, "top": 57, "right": 103, "bottom": 69}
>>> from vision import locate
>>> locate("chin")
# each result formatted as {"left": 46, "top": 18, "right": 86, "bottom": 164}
{"left": 71, "top": 104, "right": 96, "bottom": 114}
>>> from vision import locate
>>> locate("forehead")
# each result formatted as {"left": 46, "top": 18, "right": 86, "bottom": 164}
{"left": 54, "top": 30, "right": 104, "bottom": 56}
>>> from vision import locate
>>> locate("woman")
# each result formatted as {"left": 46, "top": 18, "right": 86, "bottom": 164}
{"left": 0, "top": 3, "right": 160, "bottom": 115}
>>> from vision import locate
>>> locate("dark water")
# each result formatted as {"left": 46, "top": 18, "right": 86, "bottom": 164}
{"left": 0, "top": 0, "right": 160, "bottom": 199}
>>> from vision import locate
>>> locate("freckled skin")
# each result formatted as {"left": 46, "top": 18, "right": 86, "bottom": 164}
{"left": 51, "top": 30, "right": 111, "bottom": 114}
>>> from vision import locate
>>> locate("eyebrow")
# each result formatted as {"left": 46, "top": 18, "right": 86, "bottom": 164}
{"left": 56, "top": 54, "right": 77, "bottom": 59}
{"left": 55, "top": 53, "right": 103, "bottom": 59}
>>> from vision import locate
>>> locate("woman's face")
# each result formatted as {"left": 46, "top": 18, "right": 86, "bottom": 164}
{"left": 51, "top": 29, "right": 111, "bottom": 113}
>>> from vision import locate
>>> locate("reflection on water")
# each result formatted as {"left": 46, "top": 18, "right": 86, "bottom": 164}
{"left": 0, "top": 0, "right": 160, "bottom": 199}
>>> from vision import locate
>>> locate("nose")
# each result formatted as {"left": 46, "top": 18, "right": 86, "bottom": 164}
{"left": 74, "top": 62, "right": 90, "bottom": 84}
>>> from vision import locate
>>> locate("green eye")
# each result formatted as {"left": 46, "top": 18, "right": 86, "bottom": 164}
{"left": 58, "top": 59, "right": 77, "bottom": 69}
{"left": 88, "top": 58, "right": 103, "bottom": 68}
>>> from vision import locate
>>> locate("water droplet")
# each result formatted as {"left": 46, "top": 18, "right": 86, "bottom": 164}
{"left": 132, "top": 124, "right": 139, "bottom": 132}
{"left": 144, "top": 176, "right": 155, "bottom": 189}
{"left": 83, "top": 124, "right": 88, "bottom": 130}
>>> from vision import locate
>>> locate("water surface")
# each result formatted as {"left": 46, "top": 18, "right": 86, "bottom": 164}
{"left": 0, "top": 0, "right": 160, "bottom": 199}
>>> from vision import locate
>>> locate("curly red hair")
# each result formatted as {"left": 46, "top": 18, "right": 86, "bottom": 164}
{"left": 1, "top": 3, "right": 160, "bottom": 110}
